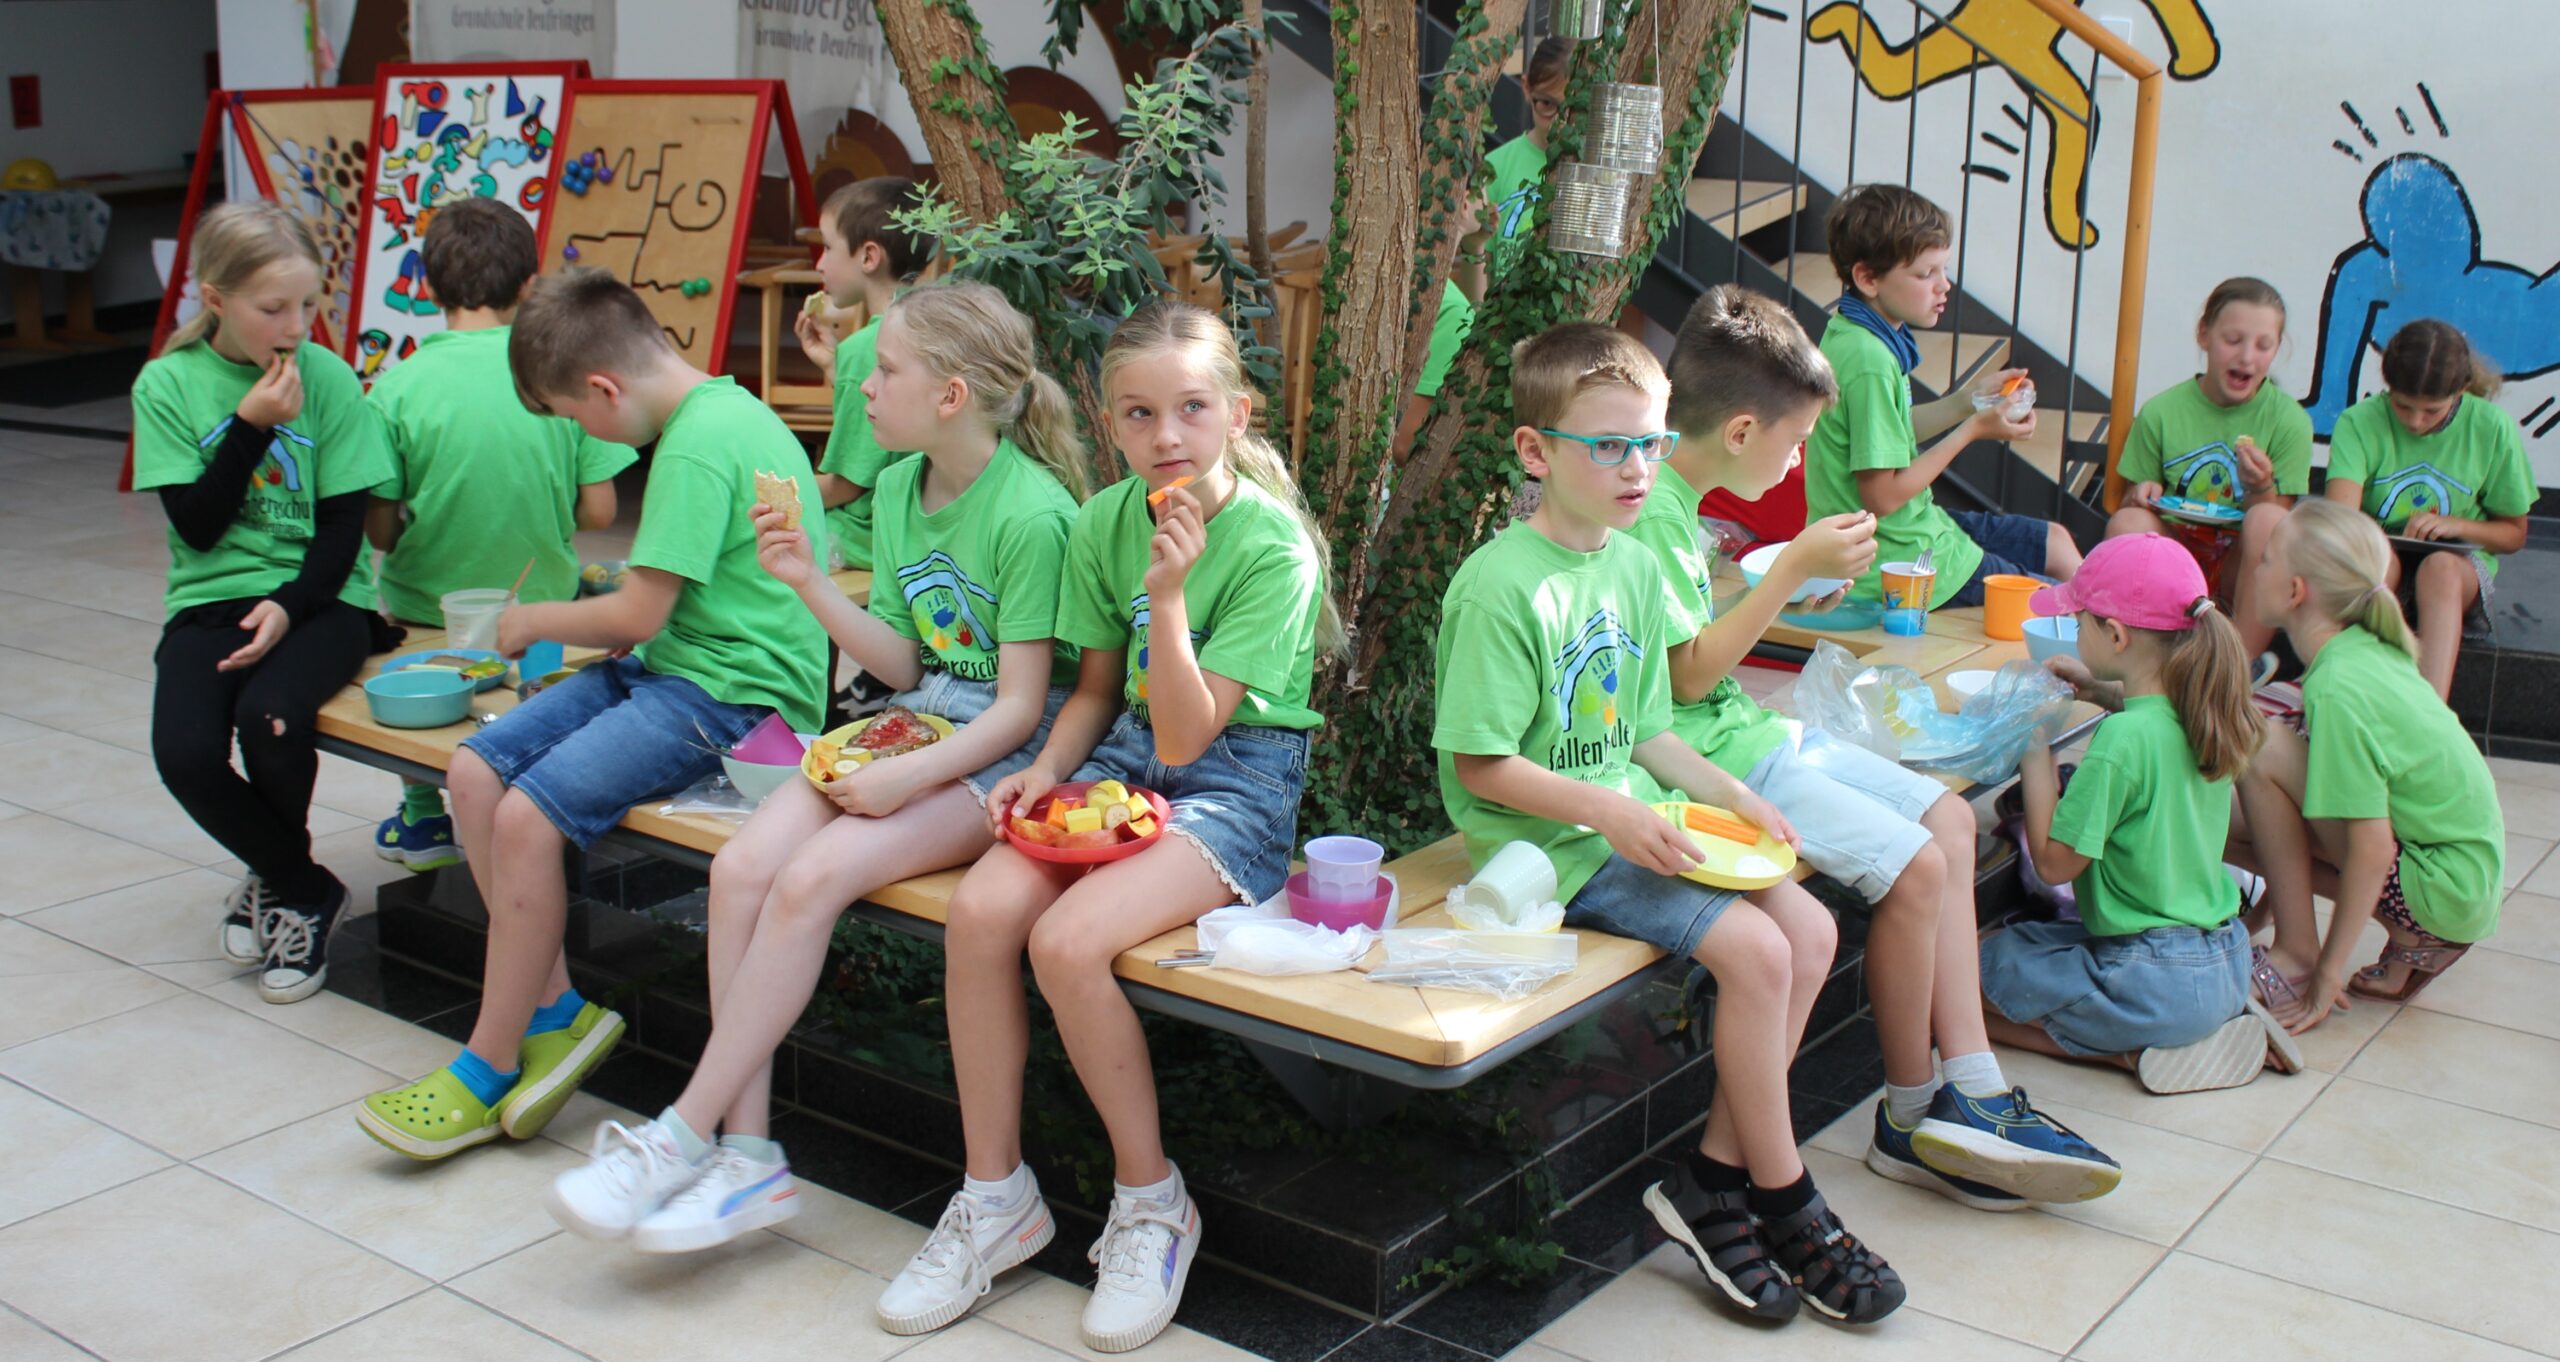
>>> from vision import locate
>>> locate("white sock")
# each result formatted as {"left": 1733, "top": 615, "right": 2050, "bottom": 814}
{"left": 1885, "top": 1080, "right": 1938, "bottom": 1127}
{"left": 657, "top": 1107, "right": 712, "bottom": 1163}
{"left": 1940, "top": 1051, "right": 2007, "bottom": 1098}
{"left": 964, "top": 1164, "right": 1033, "bottom": 1210}
{"left": 1115, "top": 1167, "right": 1183, "bottom": 1207}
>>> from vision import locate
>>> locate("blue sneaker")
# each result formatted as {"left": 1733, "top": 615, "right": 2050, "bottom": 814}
{"left": 1910, "top": 1085, "right": 2120, "bottom": 1203}
{"left": 374, "top": 809, "right": 465, "bottom": 872}
{"left": 1864, "top": 1099, "right": 2028, "bottom": 1212}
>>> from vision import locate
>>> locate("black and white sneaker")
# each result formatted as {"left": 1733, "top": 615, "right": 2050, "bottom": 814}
{"left": 837, "top": 670, "right": 896, "bottom": 719}
{"left": 219, "top": 874, "right": 276, "bottom": 965}
{"left": 258, "top": 881, "right": 346, "bottom": 1004}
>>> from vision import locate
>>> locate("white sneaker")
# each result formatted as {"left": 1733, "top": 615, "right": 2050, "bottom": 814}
{"left": 630, "top": 1143, "right": 800, "bottom": 1253}
{"left": 1080, "top": 1179, "right": 1202, "bottom": 1354}
{"left": 547, "top": 1119, "right": 707, "bottom": 1240}
{"left": 877, "top": 1176, "right": 1056, "bottom": 1335}
{"left": 219, "top": 874, "right": 274, "bottom": 965}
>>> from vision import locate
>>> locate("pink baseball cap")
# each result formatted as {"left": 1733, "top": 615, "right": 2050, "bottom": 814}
{"left": 2028, "top": 533, "right": 2212, "bottom": 631}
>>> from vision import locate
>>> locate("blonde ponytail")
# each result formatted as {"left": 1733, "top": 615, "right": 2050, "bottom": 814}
{"left": 1009, "top": 369, "right": 1090, "bottom": 501}
{"left": 2288, "top": 499, "right": 2417, "bottom": 658}
{"left": 167, "top": 201, "right": 324, "bottom": 352}
{"left": 882, "top": 281, "right": 1089, "bottom": 500}
{"left": 2151, "top": 603, "right": 2261, "bottom": 782}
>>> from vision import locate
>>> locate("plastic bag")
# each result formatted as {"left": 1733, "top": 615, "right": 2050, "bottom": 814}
{"left": 660, "top": 772, "right": 758, "bottom": 821}
{"left": 1366, "top": 928, "right": 1578, "bottom": 1000}
{"left": 1191, "top": 893, "right": 1382, "bottom": 975}
{"left": 1446, "top": 887, "right": 1565, "bottom": 934}
{"left": 1797, "top": 642, "right": 2074, "bottom": 784}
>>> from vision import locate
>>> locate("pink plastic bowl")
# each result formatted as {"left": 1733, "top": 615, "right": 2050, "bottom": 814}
{"left": 1284, "top": 870, "right": 1394, "bottom": 932}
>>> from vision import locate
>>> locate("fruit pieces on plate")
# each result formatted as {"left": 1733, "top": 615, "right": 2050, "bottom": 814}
{"left": 807, "top": 706, "right": 946, "bottom": 781}
{"left": 1009, "top": 779, "right": 1158, "bottom": 850}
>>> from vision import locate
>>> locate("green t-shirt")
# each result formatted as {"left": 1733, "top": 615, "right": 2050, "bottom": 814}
{"left": 2117, "top": 376, "right": 2313, "bottom": 506}
{"left": 817, "top": 317, "right": 907, "bottom": 570}
{"left": 629, "top": 377, "right": 832, "bottom": 732}
{"left": 1622, "top": 461, "right": 1791, "bottom": 777}
{"left": 368, "top": 326, "right": 638, "bottom": 624}
{"left": 130, "top": 340, "right": 394, "bottom": 620}
{"left": 1803, "top": 315, "right": 1978, "bottom": 606}
{"left": 1416, "top": 282, "right": 1474, "bottom": 399}
{"left": 2327, "top": 392, "right": 2533, "bottom": 578}
{"left": 2047, "top": 695, "right": 2239, "bottom": 936}
{"left": 1484, "top": 135, "right": 1547, "bottom": 279}
{"left": 869, "top": 440, "right": 1080, "bottom": 688}
{"left": 1055, "top": 475, "right": 1326, "bottom": 731}
{"left": 2299, "top": 626, "right": 2503, "bottom": 941}
{"left": 1434, "top": 523, "right": 1686, "bottom": 903}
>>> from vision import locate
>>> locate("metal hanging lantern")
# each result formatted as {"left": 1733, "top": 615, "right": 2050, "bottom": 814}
{"left": 1587, "top": 81, "right": 1664, "bottom": 173}
{"left": 1549, "top": 0, "right": 1607, "bottom": 42}
{"left": 1548, "top": 161, "right": 1638, "bottom": 257}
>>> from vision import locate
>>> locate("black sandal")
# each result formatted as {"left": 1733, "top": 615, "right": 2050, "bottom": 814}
{"left": 1760, "top": 1191, "right": 1906, "bottom": 1325}
{"left": 1644, "top": 1173, "right": 1799, "bottom": 1321}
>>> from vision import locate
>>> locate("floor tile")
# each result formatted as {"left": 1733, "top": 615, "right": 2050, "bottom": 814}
{"left": 2407, "top": 946, "right": 2560, "bottom": 1041}
{"left": 70, "top": 717, "right": 153, "bottom": 757}
{"left": 2486, "top": 755, "right": 2560, "bottom": 794}
{"left": 0, "top": 1308, "right": 96, "bottom": 1362}
{"left": 0, "top": 1077, "right": 168, "bottom": 1229}
{"left": 2493, "top": 781, "right": 2560, "bottom": 841}
{"left": 1529, "top": 1243, "right": 2057, "bottom": 1362}
{"left": 311, "top": 755, "right": 407, "bottom": 823}
{"left": 981, "top": 1274, "right": 1264, "bottom": 1361}
{"left": 0, "top": 731, "right": 153, "bottom": 811}
{"left": 20, "top": 867, "right": 241, "bottom": 965}
{"left": 451, "top": 1229, "right": 908, "bottom": 1362}
{"left": 0, "top": 918, "right": 121, "bottom": 976}
{"left": 2344, "top": 1008, "right": 2560, "bottom": 1131}
{"left": 0, "top": 992, "right": 393, "bottom": 1158}
{"left": 2269, "top": 1076, "right": 2560, "bottom": 1235}
{"left": 0, "top": 962, "right": 181, "bottom": 1050}
{"left": 885, "top": 1318, "right": 1075, "bottom": 1360}
{"left": 270, "top": 1287, "right": 588, "bottom": 1362}
{"left": 0, "top": 1166, "right": 425, "bottom": 1362}
{"left": 2, "top": 607, "right": 160, "bottom": 681}
{"left": 145, "top": 956, "right": 260, "bottom": 990}
{"left": 1979, "top": 1044, "right": 2331, "bottom": 1153}
{"left": 2074, "top": 1251, "right": 2538, "bottom": 1362}
{"left": 2485, "top": 889, "right": 2560, "bottom": 964}
{"left": 2508, "top": 834, "right": 2557, "bottom": 891}
{"left": 201, "top": 1100, "right": 584, "bottom": 1281}
{"left": 2184, "top": 1159, "right": 2560, "bottom": 1354}
{"left": 0, "top": 813, "right": 190, "bottom": 915}
{"left": 0, "top": 646, "right": 156, "bottom": 730}
{"left": 769, "top": 1178, "right": 956, "bottom": 1281}
{"left": 1505, "top": 1345, "right": 1592, "bottom": 1362}
{"left": 2285, "top": 983, "right": 2398, "bottom": 1074}
{"left": 201, "top": 972, "right": 462, "bottom": 1076}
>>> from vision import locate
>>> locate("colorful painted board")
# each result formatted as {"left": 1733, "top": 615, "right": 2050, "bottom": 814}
{"left": 345, "top": 62, "right": 584, "bottom": 385}
{"left": 536, "top": 80, "right": 815, "bottom": 374}
{"left": 228, "top": 88, "right": 373, "bottom": 353}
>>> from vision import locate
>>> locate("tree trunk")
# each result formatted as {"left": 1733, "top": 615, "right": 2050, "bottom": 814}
{"left": 871, "top": 0, "right": 1019, "bottom": 223}
{"left": 1243, "top": 0, "right": 1274, "bottom": 353}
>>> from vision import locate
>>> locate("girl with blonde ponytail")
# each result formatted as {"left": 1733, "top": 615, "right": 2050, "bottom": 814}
{"left": 2228, "top": 498, "right": 2503, "bottom": 1034}
{"left": 878, "top": 299, "right": 1335, "bottom": 1351}
{"left": 593, "top": 281, "right": 1087, "bottom": 1254}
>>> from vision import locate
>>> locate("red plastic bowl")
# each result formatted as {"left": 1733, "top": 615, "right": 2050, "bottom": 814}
{"left": 1285, "top": 871, "right": 1394, "bottom": 931}
{"left": 1002, "top": 781, "right": 1174, "bottom": 865}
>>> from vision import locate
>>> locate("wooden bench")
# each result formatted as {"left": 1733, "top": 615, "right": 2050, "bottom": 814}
{"left": 314, "top": 565, "right": 2096, "bottom": 1099}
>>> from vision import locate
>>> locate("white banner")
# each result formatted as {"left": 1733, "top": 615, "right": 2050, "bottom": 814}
{"left": 410, "top": 0, "right": 616, "bottom": 73}
{"left": 737, "top": 0, "right": 898, "bottom": 161}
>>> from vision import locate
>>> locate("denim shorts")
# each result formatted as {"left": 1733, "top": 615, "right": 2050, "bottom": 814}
{"left": 1072, "top": 714, "right": 1310, "bottom": 905}
{"left": 890, "top": 669, "right": 1071, "bottom": 805}
{"left": 1745, "top": 725, "right": 1947, "bottom": 903}
{"left": 459, "top": 654, "right": 766, "bottom": 848}
{"left": 1981, "top": 915, "right": 2250, "bottom": 1056}
{"left": 1564, "top": 853, "right": 1742, "bottom": 959}
{"left": 1947, "top": 510, "right": 2056, "bottom": 607}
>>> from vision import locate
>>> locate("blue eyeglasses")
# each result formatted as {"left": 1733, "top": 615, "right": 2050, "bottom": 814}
{"left": 1538, "top": 429, "right": 1681, "bottom": 466}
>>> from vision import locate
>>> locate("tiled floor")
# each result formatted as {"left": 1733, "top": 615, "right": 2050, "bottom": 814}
{"left": 6, "top": 411, "right": 2560, "bottom": 1360}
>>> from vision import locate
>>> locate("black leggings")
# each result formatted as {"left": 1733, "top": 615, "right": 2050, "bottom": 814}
{"left": 153, "top": 597, "right": 372, "bottom": 904}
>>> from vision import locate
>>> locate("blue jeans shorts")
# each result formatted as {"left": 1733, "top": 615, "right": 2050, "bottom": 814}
{"left": 890, "top": 669, "right": 1070, "bottom": 806}
{"left": 1947, "top": 509, "right": 2056, "bottom": 607}
{"left": 1981, "top": 915, "right": 2250, "bottom": 1056}
{"left": 1745, "top": 724, "right": 1947, "bottom": 903}
{"left": 1072, "top": 714, "right": 1310, "bottom": 905}
{"left": 1564, "top": 853, "right": 1742, "bottom": 958}
{"left": 459, "top": 654, "right": 767, "bottom": 848}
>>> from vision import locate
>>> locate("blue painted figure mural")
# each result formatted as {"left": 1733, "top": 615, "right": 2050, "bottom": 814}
{"left": 2304, "top": 153, "right": 2560, "bottom": 434}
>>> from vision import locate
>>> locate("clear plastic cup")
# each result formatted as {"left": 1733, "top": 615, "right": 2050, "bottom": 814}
{"left": 1459, "top": 840, "right": 1559, "bottom": 926}
{"left": 441, "top": 588, "right": 511, "bottom": 652}
{"left": 1972, "top": 378, "right": 2036, "bottom": 422}
{"left": 1303, "top": 835, "right": 1384, "bottom": 902}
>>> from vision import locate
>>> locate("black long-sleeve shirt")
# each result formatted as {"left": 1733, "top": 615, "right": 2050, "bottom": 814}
{"left": 157, "top": 417, "right": 365, "bottom": 621}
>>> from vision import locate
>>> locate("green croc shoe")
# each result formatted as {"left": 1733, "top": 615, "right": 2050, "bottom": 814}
{"left": 356, "top": 1069, "right": 502, "bottom": 1160}
{"left": 498, "top": 1002, "right": 626, "bottom": 1140}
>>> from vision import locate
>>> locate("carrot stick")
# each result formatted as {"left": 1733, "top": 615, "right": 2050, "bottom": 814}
{"left": 1682, "top": 806, "right": 1762, "bottom": 844}
{"left": 1148, "top": 475, "right": 1195, "bottom": 507}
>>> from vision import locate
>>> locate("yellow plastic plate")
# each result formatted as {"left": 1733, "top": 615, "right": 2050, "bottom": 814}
{"left": 1652, "top": 801, "right": 1796, "bottom": 890}
{"left": 802, "top": 712, "right": 958, "bottom": 788}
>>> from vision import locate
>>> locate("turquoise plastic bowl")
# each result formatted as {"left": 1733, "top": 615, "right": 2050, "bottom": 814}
{"left": 2023, "top": 616, "right": 2082, "bottom": 665}
{"left": 363, "top": 668, "right": 476, "bottom": 728}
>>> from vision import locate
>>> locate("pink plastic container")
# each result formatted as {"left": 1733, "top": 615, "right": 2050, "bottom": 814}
{"left": 729, "top": 712, "right": 807, "bottom": 765}
{"left": 1284, "top": 870, "right": 1395, "bottom": 932}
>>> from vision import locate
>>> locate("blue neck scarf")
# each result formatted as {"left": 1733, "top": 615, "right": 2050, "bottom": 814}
{"left": 1838, "top": 295, "right": 1920, "bottom": 375}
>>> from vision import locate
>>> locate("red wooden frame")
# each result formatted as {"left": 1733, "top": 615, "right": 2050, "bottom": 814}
{"left": 223, "top": 84, "right": 372, "bottom": 355}
{"left": 531, "top": 78, "right": 818, "bottom": 377}
{"left": 342, "top": 61, "right": 589, "bottom": 371}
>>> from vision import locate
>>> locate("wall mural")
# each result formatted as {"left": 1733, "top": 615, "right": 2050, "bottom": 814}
{"left": 1805, "top": 0, "right": 2220, "bottom": 249}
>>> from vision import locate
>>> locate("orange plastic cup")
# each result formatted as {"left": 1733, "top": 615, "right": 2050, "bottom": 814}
{"left": 1879, "top": 560, "right": 1937, "bottom": 635}
{"left": 1980, "top": 573, "right": 2040, "bottom": 641}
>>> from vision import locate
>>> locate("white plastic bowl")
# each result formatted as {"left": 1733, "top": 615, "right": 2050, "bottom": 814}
{"left": 1739, "top": 542, "right": 1851, "bottom": 603}
{"left": 1943, "top": 669, "right": 1995, "bottom": 702}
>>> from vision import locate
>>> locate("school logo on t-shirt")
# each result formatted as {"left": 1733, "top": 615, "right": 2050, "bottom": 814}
{"left": 198, "top": 417, "right": 316, "bottom": 538}
{"left": 896, "top": 551, "right": 999, "bottom": 681}
{"left": 1548, "top": 609, "right": 1642, "bottom": 772}
{"left": 2369, "top": 462, "right": 2476, "bottom": 524}
{"left": 1127, "top": 591, "right": 1208, "bottom": 710}
{"left": 2161, "top": 441, "right": 2240, "bottom": 501}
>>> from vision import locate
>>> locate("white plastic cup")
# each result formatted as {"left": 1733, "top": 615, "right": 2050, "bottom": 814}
{"left": 1303, "top": 835, "right": 1384, "bottom": 902}
{"left": 441, "top": 588, "right": 511, "bottom": 652}
{"left": 1460, "top": 841, "right": 1559, "bottom": 925}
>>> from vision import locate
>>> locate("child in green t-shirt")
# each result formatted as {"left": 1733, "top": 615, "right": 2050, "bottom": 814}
{"left": 1438, "top": 321, "right": 1906, "bottom": 1327}
{"left": 131, "top": 202, "right": 395, "bottom": 1006}
{"left": 1994, "top": 537, "right": 2289, "bottom": 1117}
{"left": 2106, "top": 277, "right": 2313, "bottom": 660}
{"left": 1637, "top": 284, "right": 2104, "bottom": 1210}
{"left": 2321, "top": 320, "right": 2532, "bottom": 701}
{"left": 363, "top": 197, "right": 638, "bottom": 871}
{"left": 1801, "top": 185, "right": 2081, "bottom": 607}
{"left": 797, "top": 176, "right": 934, "bottom": 572}
{"left": 1480, "top": 35, "right": 1569, "bottom": 280}
{"left": 358, "top": 269, "right": 828, "bottom": 1163}
{"left": 2229, "top": 500, "right": 2504, "bottom": 1031}
{"left": 874, "top": 301, "right": 1333, "bottom": 1351}
{"left": 543, "top": 282, "right": 1088, "bottom": 1252}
